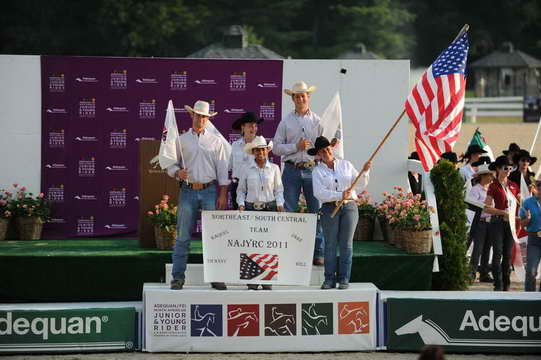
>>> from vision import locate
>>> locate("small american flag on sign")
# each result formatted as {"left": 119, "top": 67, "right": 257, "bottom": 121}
{"left": 406, "top": 32, "right": 469, "bottom": 171}
{"left": 240, "top": 253, "right": 278, "bottom": 281}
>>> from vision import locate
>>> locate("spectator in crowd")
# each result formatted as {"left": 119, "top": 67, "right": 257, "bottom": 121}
{"left": 520, "top": 179, "right": 541, "bottom": 292}
{"left": 484, "top": 155, "right": 520, "bottom": 291}
{"left": 502, "top": 142, "right": 521, "bottom": 169}
{"left": 509, "top": 149, "right": 537, "bottom": 194}
{"left": 439, "top": 151, "right": 459, "bottom": 168}
{"left": 408, "top": 151, "right": 423, "bottom": 196}
{"left": 459, "top": 145, "right": 487, "bottom": 183}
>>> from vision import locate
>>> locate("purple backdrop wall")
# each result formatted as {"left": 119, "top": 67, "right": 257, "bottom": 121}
{"left": 41, "top": 56, "right": 283, "bottom": 238}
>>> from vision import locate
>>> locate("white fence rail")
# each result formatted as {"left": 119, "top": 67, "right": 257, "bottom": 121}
{"left": 464, "top": 96, "right": 523, "bottom": 122}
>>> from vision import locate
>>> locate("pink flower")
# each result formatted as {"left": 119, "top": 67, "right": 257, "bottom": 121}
{"left": 155, "top": 205, "right": 159, "bottom": 209}
{"left": 4, "top": 210, "right": 11, "bottom": 217}
{"left": 0, "top": 200, "right": 5, "bottom": 206}
{"left": 5, "top": 191, "right": 12, "bottom": 197}
{"left": 147, "top": 211, "right": 153, "bottom": 216}
{"left": 20, "top": 186, "right": 27, "bottom": 191}
{"left": 38, "top": 193, "right": 44, "bottom": 198}
{"left": 162, "top": 195, "right": 170, "bottom": 201}
{"left": 13, "top": 184, "right": 18, "bottom": 188}
{"left": 414, "top": 214, "right": 421, "bottom": 221}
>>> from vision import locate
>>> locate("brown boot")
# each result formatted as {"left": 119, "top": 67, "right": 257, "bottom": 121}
{"left": 170, "top": 279, "right": 184, "bottom": 290}
{"left": 261, "top": 285, "right": 272, "bottom": 290}
{"left": 247, "top": 284, "right": 259, "bottom": 290}
{"left": 211, "top": 282, "right": 227, "bottom": 290}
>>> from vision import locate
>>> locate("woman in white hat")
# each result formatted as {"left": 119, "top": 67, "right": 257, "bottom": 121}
{"left": 466, "top": 160, "right": 495, "bottom": 282}
{"left": 310, "top": 136, "right": 371, "bottom": 290}
{"left": 230, "top": 112, "right": 263, "bottom": 209}
{"left": 237, "top": 136, "right": 284, "bottom": 290}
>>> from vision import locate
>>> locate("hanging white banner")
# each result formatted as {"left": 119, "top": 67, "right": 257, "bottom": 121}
{"left": 202, "top": 211, "right": 317, "bottom": 285}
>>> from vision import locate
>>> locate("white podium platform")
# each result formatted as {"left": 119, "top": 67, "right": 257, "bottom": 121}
{"left": 143, "top": 282, "right": 378, "bottom": 352}
{"left": 165, "top": 263, "right": 325, "bottom": 286}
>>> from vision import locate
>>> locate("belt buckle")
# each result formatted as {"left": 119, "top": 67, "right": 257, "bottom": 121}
{"left": 253, "top": 201, "right": 265, "bottom": 210}
{"left": 537, "top": 231, "right": 541, "bottom": 237}
{"left": 192, "top": 182, "right": 203, "bottom": 190}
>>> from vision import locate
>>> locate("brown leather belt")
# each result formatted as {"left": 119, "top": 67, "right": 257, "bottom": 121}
{"left": 182, "top": 181, "right": 214, "bottom": 190}
{"left": 285, "top": 160, "right": 316, "bottom": 169}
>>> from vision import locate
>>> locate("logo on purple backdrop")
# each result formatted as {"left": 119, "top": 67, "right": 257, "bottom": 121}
{"left": 79, "top": 98, "right": 96, "bottom": 118}
{"left": 105, "top": 165, "right": 128, "bottom": 172}
{"left": 191, "top": 305, "right": 223, "bottom": 337}
{"left": 134, "top": 137, "right": 156, "bottom": 142}
{"left": 194, "top": 79, "right": 217, "bottom": 85}
{"left": 228, "top": 133, "right": 241, "bottom": 144}
{"left": 139, "top": 99, "right": 156, "bottom": 119}
{"left": 46, "top": 108, "right": 67, "bottom": 114}
{"left": 104, "top": 223, "right": 128, "bottom": 230}
{"left": 208, "top": 100, "right": 216, "bottom": 114}
{"left": 48, "top": 73, "right": 65, "bottom": 92}
{"left": 108, "top": 188, "right": 127, "bottom": 208}
{"left": 49, "top": 217, "right": 66, "bottom": 224}
{"left": 74, "top": 194, "right": 97, "bottom": 201}
{"left": 230, "top": 72, "right": 246, "bottom": 91}
{"left": 48, "top": 129, "right": 65, "bottom": 148}
{"left": 45, "top": 163, "right": 67, "bottom": 169}
{"left": 259, "top": 102, "right": 276, "bottom": 121}
{"left": 257, "top": 82, "right": 278, "bottom": 88}
{"left": 47, "top": 184, "right": 64, "bottom": 203}
{"left": 78, "top": 157, "right": 96, "bottom": 177}
{"left": 135, "top": 77, "right": 158, "bottom": 84}
{"left": 224, "top": 108, "right": 245, "bottom": 114}
{"left": 110, "top": 69, "right": 128, "bottom": 90}
{"left": 76, "top": 216, "right": 95, "bottom": 235}
{"left": 75, "top": 135, "right": 98, "bottom": 142}
{"left": 173, "top": 106, "right": 187, "bottom": 114}
{"left": 75, "top": 76, "right": 98, "bottom": 83}
{"left": 170, "top": 71, "right": 188, "bottom": 90}
{"left": 106, "top": 106, "right": 129, "bottom": 112}
{"left": 109, "top": 130, "right": 127, "bottom": 149}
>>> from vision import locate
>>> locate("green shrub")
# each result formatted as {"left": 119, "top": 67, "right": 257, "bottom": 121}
{"left": 430, "top": 160, "right": 470, "bottom": 290}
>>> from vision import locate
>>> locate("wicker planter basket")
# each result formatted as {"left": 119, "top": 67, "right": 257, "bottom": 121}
{"left": 154, "top": 225, "right": 177, "bottom": 250}
{"left": 379, "top": 217, "right": 391, "bottom": 243}
{"left": 391, "top": 229, "right": 406, "bottom": 249}
{"left": 0, "top": 218, "right": 9, "bottom": 241}
{"left": 353, "top": 216, "right": 375, "bottom": 241}
{"left": 16, "top": 217, "right": 44, "bottom": 240}
{"left": 402, "top": 230, "right": 432, "bottom": 254}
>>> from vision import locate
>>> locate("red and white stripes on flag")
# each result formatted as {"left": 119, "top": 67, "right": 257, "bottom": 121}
{"left": 249, "top": 253, "right": 278, "bottom": 281}
{"left": 406, "top": 33, "right": 469, "bottom": 171}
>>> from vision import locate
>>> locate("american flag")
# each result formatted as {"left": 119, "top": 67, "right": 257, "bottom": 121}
{"left": 406, "top": 32, "right": 469, "bottom": 171}
{"left": 240, "top": 253, "right": 278, "bottom": 281}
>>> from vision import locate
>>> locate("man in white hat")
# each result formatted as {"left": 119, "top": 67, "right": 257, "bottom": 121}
{"left": 166, "top": 100, "right": 230, "bottom": 290}
{"left": 273, "top": 81, "right": 327, "bottom": 265}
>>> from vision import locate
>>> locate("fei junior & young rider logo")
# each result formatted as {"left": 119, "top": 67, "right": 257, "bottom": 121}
{"left": 230, "top": 72, "right": 246, "bottom": 91}
{"left": 49, "top": 73, "right": 65, "bottom": 92}
{"left": 110, "top": 69, "right": 127, "bottom": 89}
{"left": 79, "top": 98, "right": 96, "bottom": 118}
{"left": 170, "top": 71, "right": 188, "bottom": 90}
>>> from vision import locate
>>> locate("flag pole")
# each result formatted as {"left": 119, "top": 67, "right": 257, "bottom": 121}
{"left": 330, "top": 24, "right": 470, "bottom": 218}
{"left": 529, "top": 114, "right": 541, "bottom": 153}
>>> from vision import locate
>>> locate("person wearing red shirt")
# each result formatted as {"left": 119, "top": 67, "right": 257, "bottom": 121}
{"left": 484, "top": 156, "right": 521, "bottom": 291}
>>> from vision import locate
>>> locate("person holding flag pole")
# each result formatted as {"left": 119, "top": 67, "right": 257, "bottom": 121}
{"left": 164, "top": 100, "right": 230, "bottom": 291}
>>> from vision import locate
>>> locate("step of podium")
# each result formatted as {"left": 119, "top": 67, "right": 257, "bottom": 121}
{"left": 165, "top": 263, "right": 325, "bottom": 286}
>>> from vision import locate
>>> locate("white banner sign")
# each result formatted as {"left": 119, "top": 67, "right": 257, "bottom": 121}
{"left": 143, "top": 283, "right": 378, "bottom": 352}
{"left": 202, "top": 211, "right": 317, "bottom": 285}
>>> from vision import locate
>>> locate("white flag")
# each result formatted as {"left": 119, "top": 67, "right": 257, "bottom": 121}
{"left": 158, "top": 100, "right": 179, "bottom": 169}
{"left": 520, "top": 172, "right": 531, "bottom": 201}
{"left": 206, "top": 120, "right": 232, "bottom": 160}
{"left": 320, "top": 92, "right": 344, "bottom": 159}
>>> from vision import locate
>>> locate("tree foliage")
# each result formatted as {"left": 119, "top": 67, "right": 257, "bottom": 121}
{"left": 430, "top": 160, "right": 470, "bottom": 290}
{"left": 1, "top": 0, "right": 540, "bottom": 64}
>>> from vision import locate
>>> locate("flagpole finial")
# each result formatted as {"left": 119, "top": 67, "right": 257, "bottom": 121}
{"left": 453, "top": 24, "right": 470, "bottom": 43}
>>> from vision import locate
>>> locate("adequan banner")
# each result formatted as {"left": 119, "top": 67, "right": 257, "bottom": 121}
{"left": 387, "top": 298, "right": 541, "bottom": 353}
{"left": 201, "top": 211, "right": 317, "bottom": 285}
{"left": 0, "top": 308, "right": 136, "bottom": 353}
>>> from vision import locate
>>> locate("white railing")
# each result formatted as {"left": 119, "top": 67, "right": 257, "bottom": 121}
{"left": 464, "top": 96, "right": 523, "bottom": 122}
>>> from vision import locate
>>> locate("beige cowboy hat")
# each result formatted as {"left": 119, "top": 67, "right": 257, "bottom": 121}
{"left": 244, "top": 136, "right": 273, "bottom": 155}
{"left": 474, "top": 163, "right": 493, "bottom": 177}
{"left": 184, "top": 100, "right": 217, "bottom": 117}
{"left": 283, "top": 81, "right": 317, "bottom": 96}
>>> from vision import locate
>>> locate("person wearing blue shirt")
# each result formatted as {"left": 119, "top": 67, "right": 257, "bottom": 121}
{"left": 519, "top": 180, "right": 541, "bottom": 292}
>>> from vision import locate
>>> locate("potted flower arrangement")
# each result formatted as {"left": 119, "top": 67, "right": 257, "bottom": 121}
{"left": 376, "top": 186, "right": 409, "bottom": 247}
{"left": 11, "top": 185, "right": 50, "bottom": 240}
{"left": 147, "top": 195, "right": 177, "bottom": 250}
{"left": 0, "top": 189, "right": 13, "bottom": 241}
{"left": 377, "top": 186, "right": 433, "bottom": 253}
{"left": 354, "top": 190, "right": 377, "bottom": 241}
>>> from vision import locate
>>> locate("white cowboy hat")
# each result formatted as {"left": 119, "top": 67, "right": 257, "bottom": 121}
{"left": 184, "top": 100, "right": 217, "bottom": 117}
{"left": 474, "top": 163, "right": 493, "bottom": 177}
{"left": 244, "top": 136, "right": 273, "bottom": 154}
{"left": 283, "top": 81, "right": 317, "bottom": 96}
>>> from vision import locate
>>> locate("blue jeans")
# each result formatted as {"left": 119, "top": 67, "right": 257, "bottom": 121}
{"left": 282, "top": 163, "right": 324, "bottom": 260}
{"left": 469, "top": 221, "right": 492, "bottom": 277}
{"left": 525, "top": 233, "right": 541, "bottom": 292}
{"left": 320, "top": 201, "right": 358, "bottom": 284}
{"left": 172, "top": 184, "right": 217, "bottom": 281}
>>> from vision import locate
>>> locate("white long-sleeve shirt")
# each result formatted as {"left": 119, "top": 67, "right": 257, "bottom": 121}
{"left": 312, "top": 159, "right": 369, "bottom": 203}
{"left": 466, "top": 183, "right": 490, "bottom": 220}
{"left": 230, "top": 137, "right": 254, "bottom": 179}
{"left": 273, "top": 110, "right": 323, "bottom": 163}
{"left": 166, "top": 129, "right": 230, "bottom": 186}
{"left": 236, "top": 160, "right": 284, "bottom": 207}
{"left": 459, "top": 163, "right": 476, "bottom": 183}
